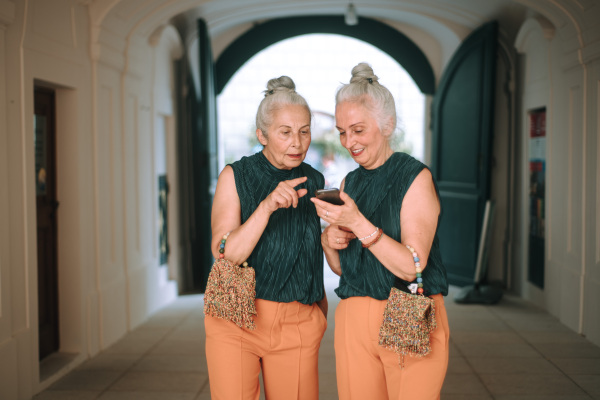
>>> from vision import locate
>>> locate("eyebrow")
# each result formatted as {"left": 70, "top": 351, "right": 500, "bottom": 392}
{"left": 335, "top": 122, "right": 363, "bottom": 130}
{"left": 279, "top": 124, "right": 310, "bottom": 129}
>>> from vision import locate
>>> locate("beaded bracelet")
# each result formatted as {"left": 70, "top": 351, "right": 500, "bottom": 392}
{"left": 405, "top": 244, "right": 423, "bottom": 294}
{"left": 362, "top": 228, "right": 384, "bottom": 248}
{"left": 218, "top": 232, "right": 249, "bottom": 268}
{"left": 358, "top": 227, "right": 379, "bottom": 242}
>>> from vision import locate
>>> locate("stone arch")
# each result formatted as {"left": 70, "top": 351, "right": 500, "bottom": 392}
{"left": 215, "top": 16, "right": 435, "bottom": 95}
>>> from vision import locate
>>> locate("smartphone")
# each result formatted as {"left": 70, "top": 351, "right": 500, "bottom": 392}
{"left": 314, "top": 188, "right": 344, "bottom": 205}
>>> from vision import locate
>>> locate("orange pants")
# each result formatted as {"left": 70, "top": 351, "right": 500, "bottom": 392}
{"left": 205, "top": 299, "right": 327, "bottom": 400}
{"left": 335, "top": 294, "right": 449, "bottom": 400}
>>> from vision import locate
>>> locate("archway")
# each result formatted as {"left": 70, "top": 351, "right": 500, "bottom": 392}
{"left": 215, "top": 16, "right": 435, "bottom": 95}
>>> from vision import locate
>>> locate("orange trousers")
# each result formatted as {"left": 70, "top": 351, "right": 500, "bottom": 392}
{"left": 335, "top": 294, "right": 449, "bottom": 400}
{"left": 205, "top": 299, "right": 327, "bottom": 400}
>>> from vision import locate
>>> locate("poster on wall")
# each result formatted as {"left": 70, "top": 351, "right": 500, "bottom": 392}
{"left": 528, "top": 108, "right": 545, "bottom": 288}
{"left": 158, "top": 175, "right": 169, "bottom": 266}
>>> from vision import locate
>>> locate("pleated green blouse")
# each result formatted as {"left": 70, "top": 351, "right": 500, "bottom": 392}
{"left": 336, "top": 152, "right": 448, "bottom": 300}
{"left": 230, "top": 152, "right": 325, "bottom": 305}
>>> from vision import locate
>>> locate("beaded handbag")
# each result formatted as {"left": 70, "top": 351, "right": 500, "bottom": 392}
{"left": 378, "top": 245, "right": 437, "bottom": 367}
{"left": 203, "top": 234, "right": 257, "bottom": 330}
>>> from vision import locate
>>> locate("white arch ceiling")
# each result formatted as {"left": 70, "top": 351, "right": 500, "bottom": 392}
{"left": 89, "top": 0, "right": 588, "bottom": 78}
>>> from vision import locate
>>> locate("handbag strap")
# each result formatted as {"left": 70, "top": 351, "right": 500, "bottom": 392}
{"left": 218, "top": 232, "right": 250, "bottom": 268}
{"left": 393, "top": 244, "right": 425, "bottom": 295}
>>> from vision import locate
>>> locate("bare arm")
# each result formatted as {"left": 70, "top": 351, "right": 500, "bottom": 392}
{"left": 367, "top": 169, "right": 440, "bottom": 280}
{"left": 312, "top": 169, "right": 439, "bottom": 281}
{"left": 210, "top": 166, "right": 308, "bottom": 265}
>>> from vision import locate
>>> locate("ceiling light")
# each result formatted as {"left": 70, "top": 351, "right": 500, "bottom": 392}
{"left": 345, "top": 3, "right": 358, "bottom": 26}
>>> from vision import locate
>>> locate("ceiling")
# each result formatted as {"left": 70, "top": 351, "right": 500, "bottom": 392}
{"left": 89, "top": 0, "right": 588, "bottom": 76}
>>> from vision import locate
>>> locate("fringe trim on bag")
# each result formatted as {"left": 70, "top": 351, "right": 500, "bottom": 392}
{"left": 378, "top": 287, "right": 437, "bottom": 368}
{"left": 203, "top": 259, "right": 257, "bottom": 330}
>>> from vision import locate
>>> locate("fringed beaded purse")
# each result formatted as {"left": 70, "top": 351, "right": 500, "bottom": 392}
{"left": 378, "top": 244, "right": 437, "bottom": 368}
{"left": 203, "top": 233, "right": 257, "bottom": 330}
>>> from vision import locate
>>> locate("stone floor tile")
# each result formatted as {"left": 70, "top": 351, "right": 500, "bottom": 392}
{"left": 103, "top": 334, "right": 162, "bottom": 355}
{"left": 132, "top": 353, "right": 207, "bottom": 372}
{"left": 149, "top": 339, "right": 205, "bottom": 355}
{"left": 455, "top": 342, "right": 540, "bottom": 358}
{"left": 449, "top": 316, "right": 511, "bottom": 332}
{"left": 494, "top": 395, "right": 593, "bottom": 400}
{"left": 99, "top": 392, "right": 196, "bottom": 400}
{"left": 480, "top": 373, "right": 587, "bottom": 396}
{"left": 33, "top": 390, "right": 101, "bottom": 400}
{"left": 318, "top": 372, "right": 338, "bottom": 394}
{"left": 499, "top": 315, "right": 574, "bottom": 333}
{"left": 468, "top": 357, "right": 563, "bottom": 374}
{"left": 451, "top": 330, "right": 526, "bottom": 344}
{"left": 441, "top": 373, "right": 490, "bottom": 395}
{"left": 532, "top": 342, "right": 600, "bottom": 359}
{"left": 110, "top": 371, "right": 205, "bottom": 392}
{"left": 78, "top": 354, "right": 140, "bottom": 371}
{"left": 570, "top": 374, "right": 600, "bottom": 396}
{"left": 520, "top": 330, "right": 591, "bottom": 344}
{"left": 48, "top": 370, "right": 123, "bottom": 391}
{"left": 446, "top": 356, "right": 474, "bottom": 374}
{"left": 551, "top": 357, "right": 600, "bottom": 374}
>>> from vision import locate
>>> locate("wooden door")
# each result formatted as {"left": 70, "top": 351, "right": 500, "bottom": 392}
{"left": 34, "top": 87, "right": 60, "bottom": 360}
{"left": 431, "top": 22, "right": 498, "bottom": 286}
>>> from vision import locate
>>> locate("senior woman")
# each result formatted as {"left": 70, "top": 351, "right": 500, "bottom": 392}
{"left": 206, "top": 76, "right": 327, "bottom": 400}
{"left": 311, "top": 63, "right": 449, "bottom": 399}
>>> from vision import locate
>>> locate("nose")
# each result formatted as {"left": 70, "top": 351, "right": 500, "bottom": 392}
{"left": 291, "top": 132, "right": 301, "bottom": 148}
{"left": 343, "top": 131, "right": 355, "bottom": 149}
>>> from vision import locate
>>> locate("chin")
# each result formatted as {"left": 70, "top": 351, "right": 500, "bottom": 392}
{"left": 286, "top": 160, "right": 303, "bottom": 168}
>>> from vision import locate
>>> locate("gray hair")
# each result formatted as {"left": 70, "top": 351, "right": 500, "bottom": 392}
{"left": 255, "top": 76, "right": 311, "bottom": 137}
{"left": 335, "top": 62, "right": 397, "bottom": 136}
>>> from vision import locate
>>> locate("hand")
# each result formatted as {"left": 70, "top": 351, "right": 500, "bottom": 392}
{"left": 321, "top": 224, "right": 356, "bottom": 250}
{"left": 311, "top": 190, "right": 361, "bottom": 231}
{"left": 262, "top": 176, "right": 308, "bottom": 213}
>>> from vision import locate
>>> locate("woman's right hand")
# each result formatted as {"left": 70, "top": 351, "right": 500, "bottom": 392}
{"left": 262, "top": 176, "right": 308, "bottom": 213}
{"left": 321, "top": 224, "right": 356, "bottom": 251}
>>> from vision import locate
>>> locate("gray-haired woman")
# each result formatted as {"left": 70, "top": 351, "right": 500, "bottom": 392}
{"left": 312, "top": 63, "right": 450, "bottom": 399}
{"left": 206, "top": 76, "right": 327, "bottom": 399}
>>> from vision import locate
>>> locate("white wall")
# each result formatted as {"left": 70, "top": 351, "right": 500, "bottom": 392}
{"left": 0, "top": 1, "right": 180, "bottom": 398}
{"left": 515, "top": 12, "right": 600, "bottom": 346}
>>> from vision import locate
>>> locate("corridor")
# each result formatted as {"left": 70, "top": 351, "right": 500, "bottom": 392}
{"left": 33, "top": 272, "right": 600, "bottom": 400}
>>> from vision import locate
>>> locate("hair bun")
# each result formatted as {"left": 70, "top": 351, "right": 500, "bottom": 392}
{"left": 349, "top": 62, "right": 379, "bottom": 84}
{"left": 265, "top": 76, "right": 296, "bottom": 96}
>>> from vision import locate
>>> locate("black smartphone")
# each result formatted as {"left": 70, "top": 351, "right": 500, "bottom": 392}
{"left": 315, "top": 188, "right": 344, "bottom": 205}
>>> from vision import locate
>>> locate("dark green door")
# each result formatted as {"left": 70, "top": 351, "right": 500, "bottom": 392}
{"left": 431, "top": 22, "right": 498, "bottom": 286}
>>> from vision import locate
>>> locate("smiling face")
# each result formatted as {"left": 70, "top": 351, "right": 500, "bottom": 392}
{"left": 335, "top": 100, "right": 393, "bottom": 170}
{"left": 257, "top": 104, "right": 311, "bottom": 170}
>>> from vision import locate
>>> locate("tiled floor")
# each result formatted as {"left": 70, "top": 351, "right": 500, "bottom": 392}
{"left": 35, "top": 274, "right": 600, "bottom": 400}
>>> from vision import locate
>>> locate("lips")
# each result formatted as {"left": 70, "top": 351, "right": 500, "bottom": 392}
{"left": 350, "top": 148, "right": 364, "bottom": 157}
{"left": 288, "top": 153, "right": 303, "bottom": 159}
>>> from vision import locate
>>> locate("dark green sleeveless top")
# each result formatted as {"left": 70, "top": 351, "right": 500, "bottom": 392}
{"left": 230, "top": 152, "right": 325, "bottom": 305}
{"left": 335, "top": 152, "right": 448, "bottom": 300}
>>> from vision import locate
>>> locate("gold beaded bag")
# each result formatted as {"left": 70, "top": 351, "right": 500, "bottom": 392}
{"left": 378, "top": 245, "right": 437, "bottom": 367}
{"left": 203, "top": 233, "right": 257, "bottom": 330}
{"left": 204, "top": 259, "right": 257, "bottom": 329}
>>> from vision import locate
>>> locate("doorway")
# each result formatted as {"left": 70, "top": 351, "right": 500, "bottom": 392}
{"left": 34, "top": 87, "right": 60, "bottom": 360}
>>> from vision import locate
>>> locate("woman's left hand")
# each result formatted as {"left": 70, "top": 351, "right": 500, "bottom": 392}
{"left": 311, "top": 190, "right": 362, "bottom": 231}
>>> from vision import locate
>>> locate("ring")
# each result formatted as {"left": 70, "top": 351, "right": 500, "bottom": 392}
{"left": 336, "top": 238, "right": 340, "bottom": 244}
{"left": 326, "top": 211, "right": 329, "bottom": 217}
